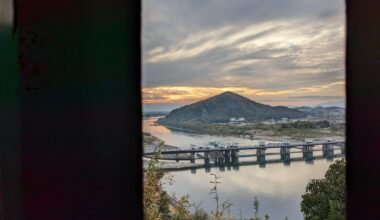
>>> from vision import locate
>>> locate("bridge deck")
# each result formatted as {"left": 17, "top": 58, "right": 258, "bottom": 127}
{"left": 144, "top": 140, "right": 345, "bottom": 155}
{"left": 147, "top": 154, "right": 345, "bottom": 171}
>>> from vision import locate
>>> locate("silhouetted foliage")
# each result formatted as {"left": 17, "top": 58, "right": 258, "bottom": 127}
{"left": 144, "top": 142, "right": 166, "bottom": 219}
{"left": 144, "top": 142, "right": 191, "bottom": 220}
{"left": 172, "top": 195, "right": 191, "bottom": 220}
{"left": 209, "top": 173, "right": 234, "bottom": 220}
{"left": 301, "top": 159, "right": 346, "bottom": 220}
{"left": 192, "top": 202, "right": 209, "bottom": 220}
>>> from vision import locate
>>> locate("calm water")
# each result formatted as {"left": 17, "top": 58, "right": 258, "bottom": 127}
{"left": 143, "top": 117, "right": 340, "bottom": 220}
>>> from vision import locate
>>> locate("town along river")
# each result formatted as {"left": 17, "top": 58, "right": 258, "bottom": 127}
{"left": 143, "top": 117, "right": 342, "bottom": 220}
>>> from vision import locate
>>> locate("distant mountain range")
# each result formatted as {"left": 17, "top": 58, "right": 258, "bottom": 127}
{"left": 292, "top": 106, "right": 345, "bottom": 118}
{"left": 157, "top": 91, "right": 307, "bottom": 124}
{"left": 314, "top": 99, "right": 345, "bottom": 108}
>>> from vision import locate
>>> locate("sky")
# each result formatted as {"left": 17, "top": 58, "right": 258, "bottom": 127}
{"left": 142, "top": 0, "right": 346, "bottom": 111}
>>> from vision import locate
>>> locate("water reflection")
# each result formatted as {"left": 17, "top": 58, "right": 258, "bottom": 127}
{"left": 163, "top": 159, "right": 338, "bottom": 220}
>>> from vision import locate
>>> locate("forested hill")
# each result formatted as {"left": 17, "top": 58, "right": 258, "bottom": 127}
{"left": 157, "top": 91, "right": 306, "bottom": 124}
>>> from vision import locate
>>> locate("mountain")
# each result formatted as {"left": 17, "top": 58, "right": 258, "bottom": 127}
{"left": 157, "top": 91, "right": 307, "bottom": 124}
{"left": 294, "top": 106, "right": 345, "bottom": 117}
{"left": 314, "top": 99, "right": 345, "bottom": 108}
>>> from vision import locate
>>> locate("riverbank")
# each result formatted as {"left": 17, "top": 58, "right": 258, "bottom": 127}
{"left": 143, "top": 132, "right": 191, "bottom": 165}
{"left": 156, "top": 120, "right": 345, "bottom": 142}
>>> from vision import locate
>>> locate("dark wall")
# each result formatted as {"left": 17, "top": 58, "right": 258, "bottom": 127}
{"left": 4, "top": 0, "right": 142, "bottom": 219}
{"left": 2, "top": 0, "right": 380, "bottom": 219}
{"left": 0, "top": 26, "right": 22, "bottom": 220}
{"left": 346, "top": 0, "right": 380, "bottom": 218}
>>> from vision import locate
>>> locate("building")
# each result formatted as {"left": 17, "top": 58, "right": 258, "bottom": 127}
{"left": 230, "top": 117, "right": 245, "bottom": 124}
{"left": 281, "top": 118, "right": 288, "bottom": 123}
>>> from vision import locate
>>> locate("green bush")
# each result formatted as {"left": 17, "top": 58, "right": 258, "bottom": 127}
{"left": 301, "top": 159, "right": 346, "bottom": 220}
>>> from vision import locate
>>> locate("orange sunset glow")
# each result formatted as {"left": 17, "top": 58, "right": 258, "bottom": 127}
{"left": 143, "top": 80, "right": 344, "bottom": 107}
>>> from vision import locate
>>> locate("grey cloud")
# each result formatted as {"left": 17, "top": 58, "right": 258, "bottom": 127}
{"left": 144, "top": 0, "right": 343, "bottom": 31}
{"left": 143, "top": 0, "right": 344, "bottom": 49}
{"left": 143, "top": 0, "right": 345, "bottom": 91}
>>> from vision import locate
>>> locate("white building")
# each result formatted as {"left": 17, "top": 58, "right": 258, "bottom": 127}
{"left": 281, "top": 118, "right": 288, "bottom": 123}
{"left": 230, "top": 117, "right": 245, "bottom": 124}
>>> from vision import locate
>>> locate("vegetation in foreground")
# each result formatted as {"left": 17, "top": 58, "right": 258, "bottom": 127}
{"left": 144, "top": 142, "right": 346, "bottom": 219}
{"left": 301, "top": 159, "right": 346, "bottom": 220}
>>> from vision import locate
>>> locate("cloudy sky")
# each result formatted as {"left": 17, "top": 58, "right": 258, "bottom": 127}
{"left": 142, "top": 0, "right": 345, "bottom": 111}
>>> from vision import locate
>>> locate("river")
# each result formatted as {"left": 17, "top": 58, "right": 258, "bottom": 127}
{"left": 143, "top": 117, "right": 341, "bottom": 219}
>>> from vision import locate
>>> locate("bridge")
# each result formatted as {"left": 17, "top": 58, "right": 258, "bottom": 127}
{"left": 144, "top": 140, "right": 345, "bottom": 169}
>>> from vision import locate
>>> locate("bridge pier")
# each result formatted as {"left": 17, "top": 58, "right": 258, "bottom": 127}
{"left": 322, "top": 144, "right": 334, "bottom": 158}
{"left": 231, "top": 148, "right": 240, "bottom": 158}
{"left": 204, "top": 151, "right": 210, "bottom": 166}
{"left": 280, "top": 146, "right": 290, "bottom": 161}
{"left": 210, "top": 152, "right": 217, "bottom": 165}
{"left": 190, "top": 152, "right": 195, "bottom": 163}
{"left": 212, "top": 151, "right": 224, "bottom": 166}
{"left": 302, "top": 145, "right": 314, "bottom": 160}
{"left": 340, "top": 143, "right": 345, "bottom": 155}
{"left": 231, "top": 151, "right": 239, "bottom": 171}
{"left": 224, "top": 150, "right": 231, "bottom": 164}
{"left": 256, "top": 148, "right": 266, "bottom": 164}
{"left": 218, "top": 152, "right": 225, "bottom": 167}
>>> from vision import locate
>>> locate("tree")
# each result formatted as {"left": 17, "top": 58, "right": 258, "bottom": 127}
{"left": 144, "top": 142, "right": 192, "bottom": 220}
{"left": 143, "top": 142, "right": 166, "bottom": 220}
{"left": 264, "top": 214, "right": 270, "bottom": 220}
{"left": 301, "top": 159, "right": 346, "bottom": 220}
